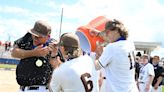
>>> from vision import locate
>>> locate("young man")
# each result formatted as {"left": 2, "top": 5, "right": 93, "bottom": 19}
{"left": 138, "top": 54, "right": 154, "bottom": 92}
{"left": 89, "top": 19, "right": 139, "bottom": 92}
{"left": 11, "top": 20, "right": 58, "bottom": 92}
{"left": 151, "top": 55, "right": 164, "bottom": 92}
{"left": 50, "top": 33, "right": 99, "bottom": 92}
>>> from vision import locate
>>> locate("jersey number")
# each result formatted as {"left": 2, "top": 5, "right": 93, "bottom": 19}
{"left": 128, "top": 52, "right": 135, "bottom": 70}
{"left": 80, "top": 73, "right": 93, "bottom": 92}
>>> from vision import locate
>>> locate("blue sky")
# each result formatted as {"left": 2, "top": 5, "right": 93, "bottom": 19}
{"left": 0, "top": 0, "right": 164, "bottom": 56}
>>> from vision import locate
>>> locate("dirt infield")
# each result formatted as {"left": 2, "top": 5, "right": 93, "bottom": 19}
{"left": 0, "top": 69, "right": 19, "bottom": 92}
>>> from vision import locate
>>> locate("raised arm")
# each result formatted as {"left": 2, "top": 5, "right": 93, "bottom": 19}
{"left": 11, "top": 45, "right": 51, "bottom": 59}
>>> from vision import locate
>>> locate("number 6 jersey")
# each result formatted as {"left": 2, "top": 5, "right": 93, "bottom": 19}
{"left": 50, "top": 55, "right": 99, "bottom": 92}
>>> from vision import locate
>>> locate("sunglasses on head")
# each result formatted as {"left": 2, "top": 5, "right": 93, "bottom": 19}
{"left": 105, "top": 19, "right": 120, "bottom": 31}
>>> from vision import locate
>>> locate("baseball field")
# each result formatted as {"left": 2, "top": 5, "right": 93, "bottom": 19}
{"left": 1, "top": 65, "right": 164, "bottom": 92}
{"left": 0, "top": 69, "right": 19, "bottom": 92}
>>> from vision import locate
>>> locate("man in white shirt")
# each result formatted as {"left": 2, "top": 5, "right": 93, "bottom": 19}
{"left": 50, "top": 33, "right": 99, "bottom": 92}
{"left": 138, "top": 54, "right": 154, "bottom": 92}
{"left": 89, "top": 19, "right": 139, "bottom": 92}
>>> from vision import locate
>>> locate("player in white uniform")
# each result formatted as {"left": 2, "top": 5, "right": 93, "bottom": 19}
{"left": 89, "top": 19, "right": 139, "bottom": 92}
{"left": 138, "top": 54, "right": 154, "bottom": 92}
{"left": 50, "top": 33, "right": 99, "bottom": 92}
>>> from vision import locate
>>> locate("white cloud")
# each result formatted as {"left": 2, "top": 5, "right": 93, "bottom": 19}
{"left": 0, "top": 25, "right": 5, "bottom": 36}
{"left": 151, "top": 47, "right": 164, "bottom": 58}
{"left": 0, "top": 6, "right": 29, "bottom": 14}
{"left": 50, "top": 0, "right": 164, "bottom": 47}
{"left": 0, "top": 18, "right": 31, "bottom": 41}
{"left": 0, "top": 0, "right": 164, "bottom": 47}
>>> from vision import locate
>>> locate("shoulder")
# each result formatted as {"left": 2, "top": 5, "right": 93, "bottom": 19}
{"left": 53, "top": 63, "right": 66, "bottom": 76}
{"left": 82, "top": 55, "right": 92, "bottom": 60}
{"left": 19, "top": 33, "right": 32, "bottom": 41}
{"left": 105, "top": 43, "right": 116, "bottom": 51}
{"left": 13, "top": 33, "right": 33, "bottom": 49}
{"left": 147, "top": 63, "right": 154, "bottom": 68}
{"left": 147, "top": 63, "right": 153, "bottom": 66}
{"left": 108, "top": 40, "right": 134, "bottom": 48}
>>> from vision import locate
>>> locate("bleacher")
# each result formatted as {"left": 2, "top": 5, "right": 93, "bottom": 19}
{"left": 0, "top": 58, "right": 19, "bottom": 65}
{"left": 0, "top": 45, "right": 19, "bottom": 65}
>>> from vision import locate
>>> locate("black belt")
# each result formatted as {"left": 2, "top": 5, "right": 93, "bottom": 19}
{"left": 138, "top": 82, "right": 145, "bottom": 84}
{"left": 20, "top": 85, "right": 48, "bottom": 91}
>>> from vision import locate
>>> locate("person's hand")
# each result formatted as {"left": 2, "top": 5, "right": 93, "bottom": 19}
{"left": 154, "top": 83, "right": 158, "bottom": 90}
{"left": 33, "top": 45, "right": 51, "bottom": 57}
{"left": 95, "top": 41, "right": 104, "bottom": 59}
{"left": 50, "top": 56, "right": 63, "bottom": 69}
{"left": 49, "top": 41, "right": 59, "bottom": 57}
{"left": 87, "top": 27, "right": 100, "bottom": 37}
{"left": 145, "top": 84, "right": 150, "bottom": 92}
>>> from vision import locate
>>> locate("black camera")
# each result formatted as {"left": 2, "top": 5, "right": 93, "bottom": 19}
{"left": 47, "top": 38, "right": 65, "bottom": 62}
{"left": 56, "top": 49, "right": 65, "bottom": 62}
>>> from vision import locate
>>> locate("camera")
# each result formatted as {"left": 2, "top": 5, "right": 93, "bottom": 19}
{"left": 46, "top": 38, "right": 65, "bottom": 62}
{"left": 56, "top": 49, "right": 65, "bottom": 62}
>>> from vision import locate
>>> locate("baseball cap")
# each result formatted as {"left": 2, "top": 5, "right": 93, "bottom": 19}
{"left": 28, "top": 20, "right": 51, "bottom": 37}
{"left": 60, "top": 33, "right": 80, "bottom": 48}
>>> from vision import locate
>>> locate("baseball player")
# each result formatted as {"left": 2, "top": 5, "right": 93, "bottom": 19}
{"left": 11, "top": 20, "right": 58, "bottom": 92}
{"left": 138, "top": 54, "right": 155, "bottom": 92}
{"left": 50, "top": 33, "right": 99, "bottom": 92}
{"left": 89, "top": 19, "right": 139, "bottom": 92}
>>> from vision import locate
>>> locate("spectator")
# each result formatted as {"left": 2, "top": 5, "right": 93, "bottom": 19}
{"left": 135, "top": 56, "right": 141, "bottom": 81}
{"left": 138, "top": 54, "right": 154, "bottom": 92}
{"left": 5, "top": 41, "right": 8, "bottom": 51}
{"left": 8, "top": 41, "right": 11, "bottom": 50}
{"left": 11, "top": 20, "right": 58, "bottom": 92}
{"left": 152, "top": 55, "right": 164, "bottom": 92}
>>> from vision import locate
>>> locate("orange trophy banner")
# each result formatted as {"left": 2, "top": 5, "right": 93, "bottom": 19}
{"left": 76, "top": 16, "right": 109, "bottom": 52}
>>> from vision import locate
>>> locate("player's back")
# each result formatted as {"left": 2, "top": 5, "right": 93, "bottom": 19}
{"left": 51, "top": 55, "right": 99, "bottom": 92}
{"left": 100, "top": 40, "right": 138, "bottom": 92}
{"left": 109, "top": 40, "right": 136, "bottom": 80}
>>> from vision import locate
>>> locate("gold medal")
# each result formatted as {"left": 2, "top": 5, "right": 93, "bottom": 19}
{"left": 35, "top": 59, "right": 43, "bottom": 67}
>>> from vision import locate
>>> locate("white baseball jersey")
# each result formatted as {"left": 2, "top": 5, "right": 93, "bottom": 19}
{"left": 138, "top": 63, "right": 154, "bottom": 92}
{"left": 98, "top": 40, "right": 139, "bottom": 92}
{"left": 50, "top": 55, "right": 99, "bottom": 92}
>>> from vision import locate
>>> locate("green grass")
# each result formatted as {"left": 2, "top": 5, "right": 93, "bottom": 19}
{"left": 0, "top": 64, "right": 16, "bottom": 69}
{"left": 162, "top": 85, "right": 164, "bottom": 92}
